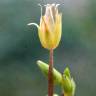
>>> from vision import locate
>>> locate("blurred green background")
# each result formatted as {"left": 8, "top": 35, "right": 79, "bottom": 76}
{"left": 0, "top": 0, "right": 96, "bottom": 96}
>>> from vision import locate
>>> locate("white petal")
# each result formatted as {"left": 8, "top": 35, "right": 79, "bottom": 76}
{"left": 27, "top": 23, "right": 39, "bottom": 28}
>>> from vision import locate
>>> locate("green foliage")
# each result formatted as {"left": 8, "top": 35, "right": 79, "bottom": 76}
{"left": 37, "top": 60, "right": 76, "bottom": 96}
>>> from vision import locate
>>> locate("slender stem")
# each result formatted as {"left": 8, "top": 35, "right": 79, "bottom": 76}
{"left": 48, "top": 49, "right": 54, "bottom": 96}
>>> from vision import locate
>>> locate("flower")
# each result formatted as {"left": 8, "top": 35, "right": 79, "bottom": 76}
{"left": 28, "top": 4, "right": 62, "bottom": 50}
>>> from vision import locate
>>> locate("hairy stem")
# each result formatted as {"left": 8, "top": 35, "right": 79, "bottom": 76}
{"left": 48, "top": 49, "right": 54, "bottom": 96}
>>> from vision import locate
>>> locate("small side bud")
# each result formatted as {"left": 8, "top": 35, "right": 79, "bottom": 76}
{"left": 62, "top": 67, "right": 76, "bottom": 96}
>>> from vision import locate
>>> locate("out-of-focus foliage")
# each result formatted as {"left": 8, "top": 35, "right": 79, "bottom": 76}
{"left": 0, "top": 0, "right": 96, "bottom": 96}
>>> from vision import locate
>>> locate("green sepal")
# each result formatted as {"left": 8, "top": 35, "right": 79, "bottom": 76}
{"left": 62, "top": 75, "right": 72, "bottom": 93}
{"left": 71, "top": 78, "right": 76, "bottom": 96}
{"left": 63, "top": 67, "right": 71, "bottom": 78}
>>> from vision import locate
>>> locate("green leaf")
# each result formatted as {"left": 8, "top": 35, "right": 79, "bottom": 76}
{"left": 37, "top": 60, "right": 62, "bottom": 85}
{"left": 63, "top": 67, "right": 71, "bottom": 78}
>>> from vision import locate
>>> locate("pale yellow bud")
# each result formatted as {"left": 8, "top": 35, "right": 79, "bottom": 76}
{"left": 39, "top": 4, "right": 62, "bottom": 49}
{"left": 28, "top": 4, "right": 62, "bottom": 50}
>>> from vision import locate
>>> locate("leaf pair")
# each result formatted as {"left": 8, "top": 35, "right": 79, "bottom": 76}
{"left": 37, "top": 60, "right": 76, "bottom": 96}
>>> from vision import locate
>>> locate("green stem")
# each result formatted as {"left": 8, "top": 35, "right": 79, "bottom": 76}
{"left": 48, "top": 49, "right": 54, "bottom": 96}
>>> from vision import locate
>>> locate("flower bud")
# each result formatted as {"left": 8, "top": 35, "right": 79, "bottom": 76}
{"left": 28, "top": 4, "right": 62, "bottom": 50}
{"left": 62, "top": 68, "right": 76, "bottom": 96}
{"left": 39, "top": 4, "right": 62, "bottom": 49}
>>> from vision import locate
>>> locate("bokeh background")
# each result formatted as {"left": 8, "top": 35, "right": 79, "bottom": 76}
{"left": 0, "top": 0, "right": 96, "bottom": 96}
